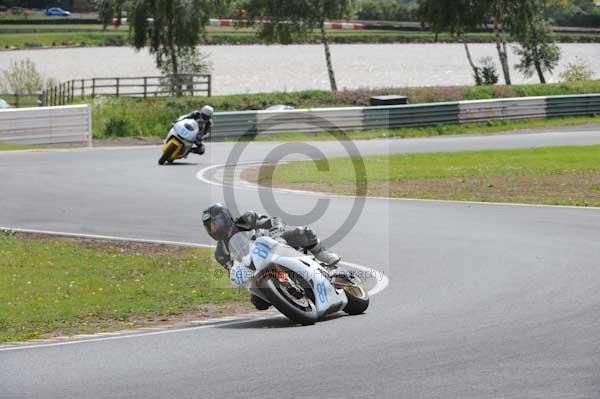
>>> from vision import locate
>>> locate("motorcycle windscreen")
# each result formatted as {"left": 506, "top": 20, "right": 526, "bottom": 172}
{"left": 228, "top": 231, "right": 251, "bottom": 263}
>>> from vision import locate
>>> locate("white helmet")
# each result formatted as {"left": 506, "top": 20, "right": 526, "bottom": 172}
{"left": 200, "top": 105, "right": 214, "bottom": 121}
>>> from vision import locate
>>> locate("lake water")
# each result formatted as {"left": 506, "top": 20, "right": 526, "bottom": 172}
{"left": 0, "top": 43, "right": 598, "bottom": 95}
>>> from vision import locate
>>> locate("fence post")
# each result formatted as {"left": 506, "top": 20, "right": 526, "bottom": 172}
{"left": 116, "top": 78, "right": 120, "bottom": 97}
{"left": 15, "top": 93, "right": 19, "bottom": 108}
{"left": 143, "top": 77, "right": 147, "bottom": 98}
{"left": 71, "top": 80, "right": 75, "bottom": 102}
{"left": 81, "top": 79, "right": 84, "bottom": 99}
{"left": 38, "top": 92, "right": 45, "bottom": 107}
{"left": 92, "top": 78, "right": 96, "bottom": 98}
{"left": 207, "top": 75, "right": 212, "bottom": 97}
{"left": 66, "top": 81, "right": 70, "bottom": 103}
{"left": 190, "top": 75, "right": 194, "bottom": 97}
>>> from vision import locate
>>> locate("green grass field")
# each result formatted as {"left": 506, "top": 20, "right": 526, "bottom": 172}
{"left": 2, "top": 28, "right": 599, "bottom": 50}
{"left": 258, "top": 145, "right": 600, "bottom": 207}
{"left": 0, "top": 233, "right": 245, "bottom": 343}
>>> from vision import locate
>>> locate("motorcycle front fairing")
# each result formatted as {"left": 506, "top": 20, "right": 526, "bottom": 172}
{"left": 247, "top": 236, "right": 347, "bottom": 318}
{"left": 165, "top": 119, "right": 199, "bottom": 157}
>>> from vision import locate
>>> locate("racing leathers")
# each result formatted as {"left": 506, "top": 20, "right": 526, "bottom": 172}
{"left": 214, "top": 211, "right": 341, "bottom": 270}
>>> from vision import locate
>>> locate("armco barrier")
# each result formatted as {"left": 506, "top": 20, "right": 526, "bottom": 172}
{"left": 546, "top": 94, "right": 600, "bottom": 117}
{"left": 0, "top": 105, "right": 91, "bottom": 146}
{"left": 211, "top": 94, "right": 600, "bottom": 138}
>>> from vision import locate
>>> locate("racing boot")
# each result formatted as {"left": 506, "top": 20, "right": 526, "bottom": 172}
{"left": 190, "top": 143, "right": 205, "bottom": 155}
{"left": 309, "top": 240, "right": 341, "bottom": 269}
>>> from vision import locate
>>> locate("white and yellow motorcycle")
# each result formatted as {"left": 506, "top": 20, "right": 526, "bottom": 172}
{"left": 158, "top": 118, "right": 203, "bottom": 165}
{"left": 159, "top": 106, "right": 213, "bottom": 165}
{"left": 228, "top": 230, "right": 369, "bottom": 325}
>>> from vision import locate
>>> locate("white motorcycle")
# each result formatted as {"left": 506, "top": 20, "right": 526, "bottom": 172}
{"left": 158, "top": 118, "right": 204, "bottom": 165}
{"left": 227, "top": 230, "right": 369, "bottom": 325}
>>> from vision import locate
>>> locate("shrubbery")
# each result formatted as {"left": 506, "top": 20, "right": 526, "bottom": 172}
{"left": 89, "top": 80, "right": 600, "bottom": 138}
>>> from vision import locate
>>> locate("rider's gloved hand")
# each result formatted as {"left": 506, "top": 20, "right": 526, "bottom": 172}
{"left": 268, "top": 217, "right": 285, "bottom": 240}
{"left": 190, "top": 110, "right": 202, "bottom": 121}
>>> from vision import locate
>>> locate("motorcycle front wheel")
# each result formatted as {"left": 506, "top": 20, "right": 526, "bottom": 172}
{"left": 332, "top": 275, "right": 370, "bottom": 315}
{"left": 158, "top": 142, "right": 177, "bottom": 165}
{"left": 260, "top": 268, "right": 319, "bottom": 326}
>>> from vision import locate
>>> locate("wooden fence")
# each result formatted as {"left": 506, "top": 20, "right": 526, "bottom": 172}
{"left": 41, "top": 74, "right": 212, "bottom": 107}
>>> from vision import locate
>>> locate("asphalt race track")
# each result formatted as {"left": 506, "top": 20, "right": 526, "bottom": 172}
{"left": 1, "top": 129, "right": 600, "bottom": 398}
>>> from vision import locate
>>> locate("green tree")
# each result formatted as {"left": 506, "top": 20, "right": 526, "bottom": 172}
{"left": 242, "top": 0, "right": 355, "bottom": 92}
{"left": 417, "top": 0, "right": 490, "bottom": 85}
{"left": 97, "top": 0, "right": 220, "bottom": 95}
{"left": 510, "top": 0, "right": 561, "bottom": 83}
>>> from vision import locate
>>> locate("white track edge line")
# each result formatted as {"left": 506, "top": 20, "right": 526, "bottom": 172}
{"left": 197, "top": 163, "right": 600, "bottom": 211}
{"left": 0, "top": 228, "right": 388, "bottom": 351}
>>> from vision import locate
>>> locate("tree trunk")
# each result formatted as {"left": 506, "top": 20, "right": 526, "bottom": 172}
{"left": 169, "top": 47, "right": 181, "bottom": 96}
{"left": 534, "top": 59, "right": 546, "bottom": 83}
{"left": 163, "top": 2, "right": 181, "bottom": 96}
{"left": 320, "top": 20, "right": 338, "bottom": 92}
{"left": 493, "top": 6, "right": 512, "bottom": 85}
{"left": 462, "top": 38, "right": 481, "bottom": 85}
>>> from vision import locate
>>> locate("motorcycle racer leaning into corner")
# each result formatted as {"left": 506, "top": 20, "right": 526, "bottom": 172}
{"left": 202, "top": 203, "right": 341, "bottom": 310}
{"left": 176, "top": 105, "right": 214, "bottom": 155}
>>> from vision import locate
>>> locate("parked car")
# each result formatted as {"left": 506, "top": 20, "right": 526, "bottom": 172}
{"left": 45, "top": 7, "right": 71, "bottom": 16}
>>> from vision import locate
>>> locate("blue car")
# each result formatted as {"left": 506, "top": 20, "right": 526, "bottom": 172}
{"left": 45, "top": 7, "right": 71, "bottom": 16}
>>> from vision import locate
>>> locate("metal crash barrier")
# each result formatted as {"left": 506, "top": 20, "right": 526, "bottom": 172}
{"left": 0, "top": 105, "right": 92, "bottom": 146}
{"left": 211, "top": 94, "right": 600, "bottom": 138}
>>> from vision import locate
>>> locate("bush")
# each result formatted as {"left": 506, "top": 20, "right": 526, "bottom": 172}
{"left": 0, "top": 58, "right": 43, "bottom": 95}
{"left": 103, "top": 116, "right": 134, "bottom": 137}
{"left": 88, "top": 80, "right": 600, "bottom": 138}
{"left": 479, "top": 57, "right": 500, "bottom": 86}
{"left": 356, "top": 0, "right": 419, "bottom": 21}
{"left": 560, "top": 57, "right": 594, "bottom": 83}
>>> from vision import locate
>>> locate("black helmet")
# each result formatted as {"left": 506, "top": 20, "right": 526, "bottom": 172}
{"left": 202, "top": 203, "right": 234, "bottom": 241}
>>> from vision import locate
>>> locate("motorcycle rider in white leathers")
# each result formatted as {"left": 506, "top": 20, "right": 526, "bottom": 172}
{"left": 202, "top": 203, "right": 341, "bottom": 310}
{"left": 176, "top": 105, "right": 213, "bottom": 155}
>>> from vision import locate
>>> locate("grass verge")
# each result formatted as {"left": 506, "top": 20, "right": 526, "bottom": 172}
{"left": 2, "top": 30, "right": 600, "bottom": 50}
{"left": 249, "top": 145, "right": 600, "bottom": 207}
{"left": 89, "top": 80, "right": 600, "bottom": 139}
{"left": 0, "top": 233, "right": 247, "bottom": 344}
{"left": 0, "top": 142, "right": 39, "bottom": 151}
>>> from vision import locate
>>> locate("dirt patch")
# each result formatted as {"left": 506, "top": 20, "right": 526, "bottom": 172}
{"left": 242, "top": 164, "right": 600, "bottom": 207}
{"left": 35, "top": 301, "right": 257, "bottom": 341}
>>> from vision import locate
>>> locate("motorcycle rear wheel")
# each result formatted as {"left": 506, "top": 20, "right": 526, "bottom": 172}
{"left": 159, "top": 143, "right": 177, "bottom": 165}
{"left": 260, "top": 269, "right": 318, "bottom": 326}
